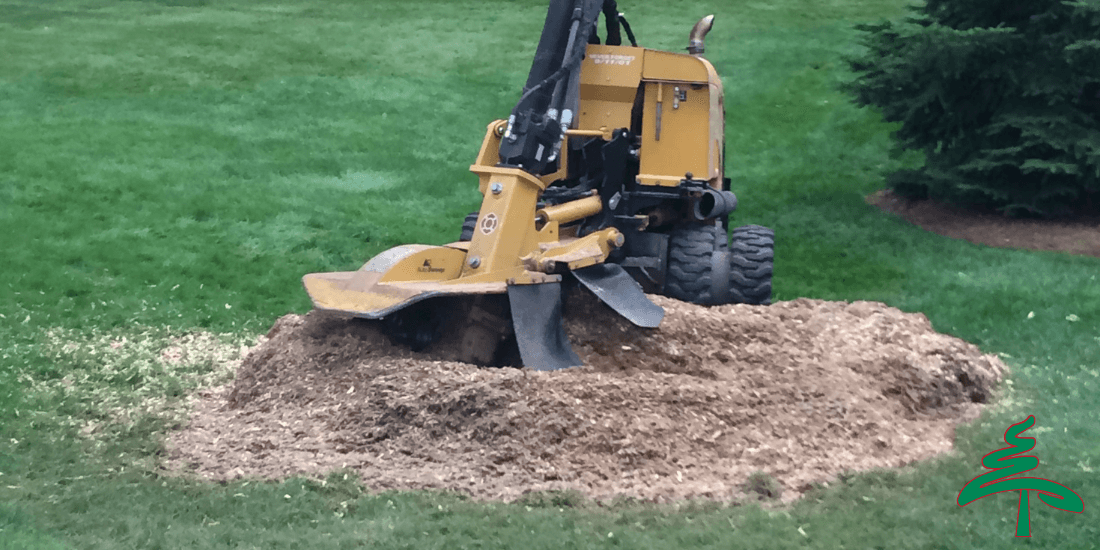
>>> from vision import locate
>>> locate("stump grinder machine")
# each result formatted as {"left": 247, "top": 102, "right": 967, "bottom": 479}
{"left": 303, "top": 0, "right": 774, "bottom": 370}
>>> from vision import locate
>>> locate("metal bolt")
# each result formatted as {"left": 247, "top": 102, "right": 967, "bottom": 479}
{"left": 490, "top": 182, "right": 503, "bottom": 195}
{"left": 468, "top": 256, "right": 481, "bottom": 269}
{"left": 608, "top": 230, "right": 625, "bottom": 247}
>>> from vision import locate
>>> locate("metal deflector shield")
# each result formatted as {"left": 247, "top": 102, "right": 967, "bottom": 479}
{"left": 507, "top": 282, "right": 583, "bottom": 371}
{"left": 572, "top": 263, "right": 664, "bottom": 328}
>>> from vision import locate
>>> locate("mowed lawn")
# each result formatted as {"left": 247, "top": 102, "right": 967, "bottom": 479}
{"left": 1, "top": 0, "right": 1098, "bottom": 548}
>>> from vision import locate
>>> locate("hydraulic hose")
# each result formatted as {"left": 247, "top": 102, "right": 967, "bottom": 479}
{"left": 514, "top": 0, "right": 600, "bottom": 114}
{"left": 601, "top": 0, "right": 621, "bottom": 46}
{"left": 618, "top": 13, "right": 637, "bottom": 47}
{"left": 548, "top": 6, "right": 585, "bottom": 117}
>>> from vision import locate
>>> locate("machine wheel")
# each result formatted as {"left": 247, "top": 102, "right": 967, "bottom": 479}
{"left": 728, "top": 224, "right": 774, "bottom": 305}
{"left": 664, "top": 224, "right": 731, "bottom": 305}
{"left": 458, "top": 211, "right": 479, "bottom": 241}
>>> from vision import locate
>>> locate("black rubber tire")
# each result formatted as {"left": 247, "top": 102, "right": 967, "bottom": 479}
{"left": 664, "top": 224, "right": 731, "bottom": 305}
{"left": 458, "top": 211, "right": 479, "bottom": 242}
{"left": 728, "top": 224, "right": 774, "bottom": 305}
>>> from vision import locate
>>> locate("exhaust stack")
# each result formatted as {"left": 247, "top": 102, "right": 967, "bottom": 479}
{"left": 692, "top": 188, "right": 738, "bottom": 221}
{"left": 687, "top": 14, "right": 714, "bottom": 56}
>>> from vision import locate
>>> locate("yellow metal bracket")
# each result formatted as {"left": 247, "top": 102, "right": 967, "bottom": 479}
{"left": 523, "top": 227, "right": 624, "bottom": 272}
{"left": 565, "top": 127, "right": 616, "bottom": 141}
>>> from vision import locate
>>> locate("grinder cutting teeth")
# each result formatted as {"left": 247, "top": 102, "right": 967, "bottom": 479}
{"left": 303, "top": 0, "right": 774, "bottom": 370}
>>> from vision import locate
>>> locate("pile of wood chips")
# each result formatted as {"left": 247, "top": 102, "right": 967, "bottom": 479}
{"left": 167, "top": 289, "right": 1005, "bottom": 503}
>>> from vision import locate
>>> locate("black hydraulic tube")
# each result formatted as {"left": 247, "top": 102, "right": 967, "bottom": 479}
{"left": 523, "top": 1, "right": 574, "bottom": 100}
{"left": 618, "top": 13, "right": 637, "bottom": 46}
{"left": 601, "top": 0, "right": 621, "bottom": 46}
{"left": 548, "top": 6, "right": 585, "bottom": 118}
{"left": 512, "top": 0, "right": 601, "bottom": 113}
{"left": 499, "top": 0, "right": 602, "bottom": 175}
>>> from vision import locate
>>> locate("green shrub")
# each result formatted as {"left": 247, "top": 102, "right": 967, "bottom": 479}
{"left": 743, "top": 471, "right": 783, "bottom": 501}
{"left": 514, "top": 489, "right": 588, "bottom": 509}
{"left": 842, "top": 0, "right": 1100, "bottom": 216}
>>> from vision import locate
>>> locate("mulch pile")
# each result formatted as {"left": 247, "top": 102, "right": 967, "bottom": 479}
{"left": 867, "top": 189, "right": 1100, "bottom": 258}
{"left": 166, "top": 289, "right": 1005, "bottom": 503}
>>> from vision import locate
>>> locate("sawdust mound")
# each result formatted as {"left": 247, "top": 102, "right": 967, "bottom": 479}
{"left": 167, "top": 291, "right": 1005, "bottom": 503}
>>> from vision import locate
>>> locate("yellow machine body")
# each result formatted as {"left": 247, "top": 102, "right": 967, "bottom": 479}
{"left": 304, "top": 40, "right": 723, "bottom": 319}
{"left": 578, "top": 45, "right": 725, "bottom": 188}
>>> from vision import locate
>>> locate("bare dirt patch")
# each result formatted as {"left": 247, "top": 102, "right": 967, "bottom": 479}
{"left": 165, "top": 289, "right": 1005, "bottom": 504}
{"left": 867, "top": 189, "right": 1100, "bottom": 258}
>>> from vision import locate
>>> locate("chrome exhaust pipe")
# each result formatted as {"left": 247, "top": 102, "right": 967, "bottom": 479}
{"left": 687, "top": 14, "right": 714, "bottom": 56}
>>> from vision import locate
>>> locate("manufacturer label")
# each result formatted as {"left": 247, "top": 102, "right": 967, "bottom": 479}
{"left": 590, "top": 54, "right": 635, "bottom": 66}
{"left": 417, "top": 259, "right": 445, "bottom": 273}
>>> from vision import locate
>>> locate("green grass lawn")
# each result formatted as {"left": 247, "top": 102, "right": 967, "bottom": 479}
{"left": 2, "top": 0, "right": 1098, "bottom": 548}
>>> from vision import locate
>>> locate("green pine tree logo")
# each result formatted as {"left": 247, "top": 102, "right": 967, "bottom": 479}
{"left": 958, "top": 415, "right": 1084, "bottom": 537}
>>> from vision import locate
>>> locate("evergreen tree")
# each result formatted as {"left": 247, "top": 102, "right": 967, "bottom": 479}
{"left": 843, "top": 0, "right": 1100, "bottom": 216}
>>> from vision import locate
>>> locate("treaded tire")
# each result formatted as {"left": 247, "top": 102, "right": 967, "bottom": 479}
{"left": 728, "top": 224, "right": 774, "bottom": 305}
{"left": 664, "top": 224, "right": 731, "bottom": 305}
{"left": 458, "top": 211, "right": 479, "bottom": 241}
